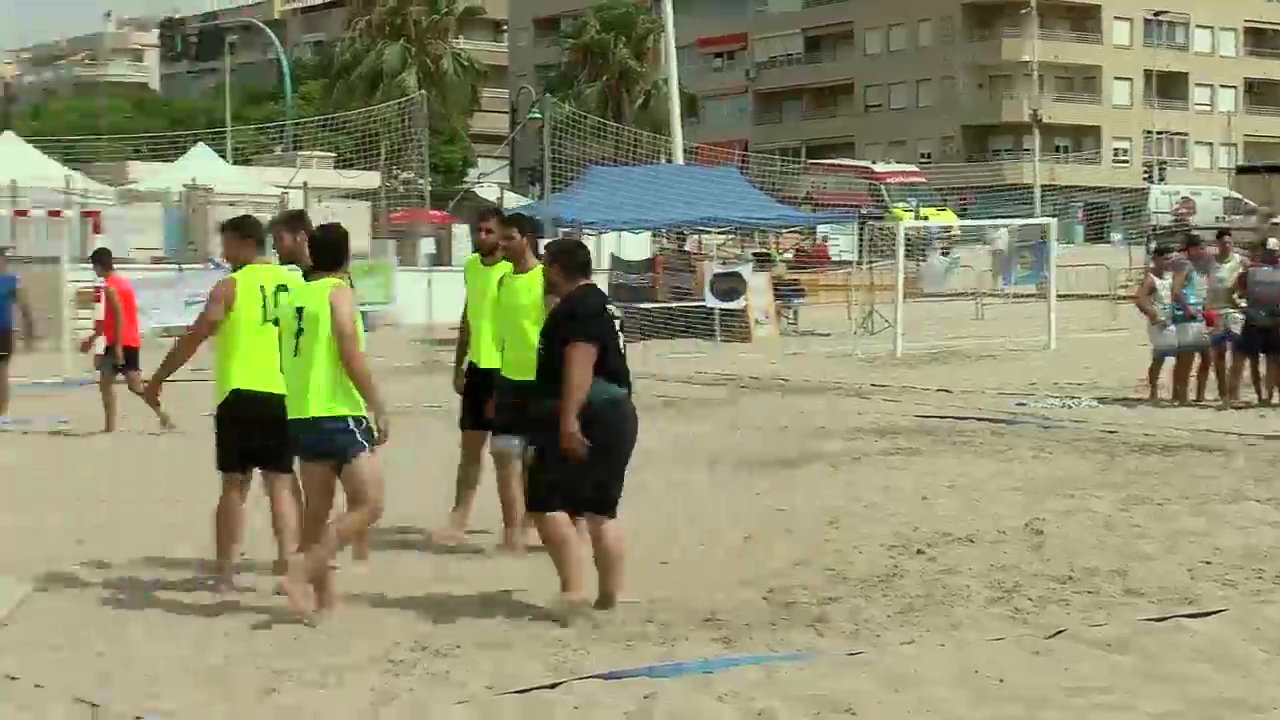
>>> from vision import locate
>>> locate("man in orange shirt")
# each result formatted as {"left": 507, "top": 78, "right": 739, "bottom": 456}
{"left": 79, "top": 248, "right": 173, "bottom": 433}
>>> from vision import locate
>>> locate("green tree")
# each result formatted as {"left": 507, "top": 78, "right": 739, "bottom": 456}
{"left": 329, "top": 0, "right": 488, "bottom": 191}
{"left": 548, "top": 0, "right": 697, "bottom": 134}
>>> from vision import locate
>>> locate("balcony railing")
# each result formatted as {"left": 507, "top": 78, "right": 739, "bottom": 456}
{"left": 964, "top": 150, "right": 1103, "bottom": 164}
{"left": 981, "top": 90, "right": 1102, "bottom": 106}
{"left": 753, "top": 105, "right": 854, "bottom": 124}
{"left": 1143, "top": 37, "right": 1190, "bottom": 51}
{"left": 753, "top": 46, "right": 840, "bottom": 70}
{"left": 755, "top": 0, "right": 849, "bottom": 12}
{"left": 1245, "top": 103, "right": 1280, "bottom": 117}
{"left": 1143, "top": 96, "right": 1190, "bottom": 110}
{"left": 967, "top": 27, "right": 1104, "bottom": 45}
{"left": 453, "top": 38, "right": 507, "bottom": 54}
{"left": 1243, "top": 45, "right": 1280, "bottom": 60}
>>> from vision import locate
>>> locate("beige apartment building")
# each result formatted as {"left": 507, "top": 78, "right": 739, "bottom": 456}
{"left": 160, "top": 0, "right": 511, "bottom": 187}
{"left": 6, "top": 16, "right": 160, "bottom": 104}
{"left": 511, "top": 0, "right": 1280, "bottom": 188}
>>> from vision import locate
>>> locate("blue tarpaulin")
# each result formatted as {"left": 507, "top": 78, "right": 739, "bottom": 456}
{"left": 531, "top": 164, "right": 854, "bottom": 231}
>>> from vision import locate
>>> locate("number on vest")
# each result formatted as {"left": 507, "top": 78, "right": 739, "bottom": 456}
{"left": 260, "top": 283, "right": 292, "bottom": 326}
{"left": 293, "top": 306, "right": 305, "bottom": 356}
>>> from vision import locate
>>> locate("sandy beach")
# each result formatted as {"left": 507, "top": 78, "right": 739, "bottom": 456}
{"left": 3, "top": 297, "right": 1280, "bottom": 718}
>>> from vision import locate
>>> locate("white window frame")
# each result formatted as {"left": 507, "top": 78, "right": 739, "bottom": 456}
{"left": 888, "top": 82, "right": 908, "bottom": 110}
{"left": 1193, "top": 83, "right": 1214, "bottom": 112}
{"left": 916, "top": 138, "right": 934, "bottom": 165}
{"left": 916, "top": 78, "right": 935, "bottom": 107}
{"left": 864, "top": 84, "right": 885, "bottom": 111}
{"left": 1193, "top": 25, "right": 1214, "bottom": 54}
{"left": 863, "top": 27, "right": 884, "bottom": 55}
{"left": 864, "top": 142, "right": 884, "bottom": 161}
{"left": 1218, "top": 28, "right": 1238, "bottom": 58}
{"left": 887, "top": 140, "right": 908, "bottom": 161}
{"left": 1111, "top": 77, "right": 1134, "bottom": 108}
{"left": 1217, "top": 85, "right": 1238, "bottom": 113}
{"left": 1218, "top": 143, "right": 1237, "bottom": 170}
{"left": 1111, "top": 137, "right": 1133, "bottom": 167}
{"left": 887, "top": 23, "right": 907, "bottom": 52}
{"left": 917, "top": 19, "right": 934, "bottom": 48}
{"left": 1112, "top": 17, "right": 1133, "bottom": 48}
{"left": 1192, "top": 141, "right": 1214, "bottom": 169}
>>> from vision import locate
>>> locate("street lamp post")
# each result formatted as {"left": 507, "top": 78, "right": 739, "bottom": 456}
{"left": 195, "top": 18, "right": 295, "bottom": 151}
{"left": 224, "top": 34, "right": 236, "bottom": 162}
{"left": 1028, "top": 0, "right": 1042, "bottom": 218}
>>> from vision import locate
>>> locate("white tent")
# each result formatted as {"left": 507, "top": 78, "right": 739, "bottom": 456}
{"left": 472, "top": 182, "right": 533, "bottom": 210}
{"left": 127, "top": 142, "right": 284, "bottom": 197}
{"left": 0, "top": 130, "right": 114, "bottom": 203}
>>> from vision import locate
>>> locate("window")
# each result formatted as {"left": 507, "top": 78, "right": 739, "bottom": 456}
{"left": 917, "top": 19, "right": 934, "bottom": 48}
{"left": 1217, "top": 85, "right": 1238, "bottom": 113}
{"left": 711, "top": 50, "right": 737, "bottom": 71}
{"left": 887, "top": 140, "right": 908, "bottom": 161}
{"left": 1052, "top": 137, "right": 1073, "bottom": 155}
{"left": 887, "top": 24, "right": 907, "bottom": 52}
{"left": 888, "top": 82, "right": 908, "bottom": 109}
{"left": 864, "top": 84, "right": 884, "bottom": 111}
{"left": 1193, "top": 142, "right": 1214, "bottom": 169}
{"left": 940, "top": 16, "right": 955, "bottom": 43}
{"left": 1111, "top": 77, "right": 1133, "bottom": 107}
{"left": 1218, "top": 28, "right": 1238, "bottom": 57}
{"left": 1193, "top": 83, "right": 1214, "bottom": 112}
{"left": 940, "top": 135, "right": 957, "bottom": 158}
{"left": 864, "top": 142, "right": 884, "bottom": 161}
{"left": 940, "top": 75, "right": 957, "bottom": 98}
{"left": 1144, "top": 16, "right": 1189, "bottom": 50}
{"left": 1112, "top": 17, "right": 1133, "bottom": 47}
{"left": 916, "top": 139, "right": 934, "bottom": 165}
{"left": 916, "top": 79, "right": 934, "bottom": 107}
{"left": 1219, "top": 143, "right": 1237, "bottom": 170}
{"left": 1111, "top": 137, "right": 1133, "bottom": 166}
{"left": 1144, "top": 130, "right": 1189, "bottom": 163}
{"left": 864, "top": 27, "right": 884, "bottom": 55}
{"left": 1193, "top": 25, "right": 1214, "bottom": 54}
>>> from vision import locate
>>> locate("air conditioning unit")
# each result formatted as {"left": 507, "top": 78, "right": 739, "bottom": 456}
{"left": 744, "top": 66, "right": 757, "bottom": 81}
{"left": 253, "top": 150, "right": 337, "bottom": 170}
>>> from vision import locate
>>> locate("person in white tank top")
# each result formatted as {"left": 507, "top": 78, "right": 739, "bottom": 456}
{"left": 1207, "top": 229, "right": 1247, "bottom": 404}
{"left": 1135, "top": 244, "right": 1177, "bottom": 402}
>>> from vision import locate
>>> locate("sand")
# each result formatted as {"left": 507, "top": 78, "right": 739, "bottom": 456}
{"left": 3, "top": 297, "right": 1280, "bottom": 718}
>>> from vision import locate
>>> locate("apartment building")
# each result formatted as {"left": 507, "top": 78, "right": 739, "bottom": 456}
{"left": 511, "top": 0, "right": 1280, "bottom": 188}
{"left": 160, "top": 0, "right": 511, "bottom": 186}
{"left": 5, "top": 15, "right": 160, "bottom": 104}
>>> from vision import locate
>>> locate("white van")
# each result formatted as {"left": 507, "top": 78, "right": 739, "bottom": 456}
{"left": 1149, "top": 185, "right": 1256, "bottom": 227}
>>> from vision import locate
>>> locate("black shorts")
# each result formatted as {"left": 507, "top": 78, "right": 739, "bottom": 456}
{"left": 290, "top": 415, "right": 375, "bottom": 472}
{"left": 214, "top": 390, "right": 293, "bottom": 475}
{"left": 96, "top": 346, "right": 141, "bottom": 374}
{"left": 0, "top": 329, "right": 11, "bottom": 360}
{"left": 1236, "top": 322, "right": 1280, "bottom": 357}
{"left": 492, "top": 378, "right": 541, "bottom": 440}
{"left": 459, "top": 362, "right": 498, "bottom": 432}
{"left": 526, "top": 398, "right": 638, "bottom": 519}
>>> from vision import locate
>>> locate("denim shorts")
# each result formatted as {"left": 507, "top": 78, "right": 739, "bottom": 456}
{"left": 289, "top": 415, "right": 375, "bottom": 471}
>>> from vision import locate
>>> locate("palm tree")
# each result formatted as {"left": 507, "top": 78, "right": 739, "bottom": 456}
{"left": 330, "top": 0, "right": 489, "bottom": 125}
{"left": 549, "top": 0, "right": 697, "bottom": 135}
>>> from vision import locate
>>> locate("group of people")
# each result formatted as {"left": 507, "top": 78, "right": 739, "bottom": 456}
{"left": 1137, "top": 228, "right": 1280, "bottom": 407}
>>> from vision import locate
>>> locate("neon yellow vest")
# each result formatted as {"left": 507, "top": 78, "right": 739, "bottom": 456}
{"left": 279, "top": 276, "right": 367, "bottom": 419}
{"left": 496, "top": 265, "right": 546, "bottom": 381}
{"left": 214, "top": 264, "right": 300, "bottom": 402}
{"left": 463, "top": 252, "right": 511, "bottom": 369}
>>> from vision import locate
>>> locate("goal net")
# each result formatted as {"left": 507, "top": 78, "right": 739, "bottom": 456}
{"left": 2, "top": 95, "right": 426, "bottom": 385}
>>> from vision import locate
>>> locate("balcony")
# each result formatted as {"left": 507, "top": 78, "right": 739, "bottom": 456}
{"left": 964, "top": 90, "right": 1103, "bottom": 125}
{"left": 73, "top": 60, "right": 152, "bottom": 84}
{"left": 929, "top": 149, "right": 1145, "bottom": 187}
{"left": 1143, "top": 15, "right": 1190, "bottom": 52}
{"left": 468, "top": 110, "right": 509, "bottom": 137}
{"left": 1144, "top": 70, "right": 1189, "bottom": 110}
{"left": 752, "top": 46, "right": 855, "bottom": 91}
{"left": 1243, "top": 25, "right": 1280, "bottom": 61}
{"left": 681, "top": 54, "right": 750, "bottom": 94}
{"left": 966, "top": 27, "right": 1107, "bottom": 67}
{"left": 751, "top": 97, "right": 856, "bottom": 144}
{"left": 454, "top": 38, "right": 507, "bottom": 66}
{"left": 478, "top": 87, "right": 509, "bottom": 113}
{"left": 751, "top": 0, "right": 855, "bottom": 36}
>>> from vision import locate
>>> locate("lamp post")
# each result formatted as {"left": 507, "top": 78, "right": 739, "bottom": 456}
{"left": 510, "top": 84, "right": 542, "bottom": 195}
{"left": 1027, "top": 0, "right": 1042, "bottom": 218}
{"left": 224, "top": 33, "right": 236, "bottom": 162}
{"left": 659, "top": 0, "right": 685, "bottom": 164}
{"left": 196, "top": 18, "right": 295, "bottom": 151}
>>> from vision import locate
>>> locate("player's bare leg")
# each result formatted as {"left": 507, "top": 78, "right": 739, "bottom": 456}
{"left": 281, "top": 462, "right": 334, "bottom": 621}
{"left": 263, "top": 472, "right": 302, "bottom": 575}
{"left": 1194, "top": 348, "right": 1211, "bottom": 403}
{"left": 1212, "top": 343, "right": 1230, "bottom": 403}
{"left": 1147, "top": 355, "right": 1166, "bottom": 403}
{"left": 492, "top": 443, "right": 527, "bottom": 553}
{"left": 1171, "top": 351, "right": 1194, "bottom": 405}
{"left": 432, "top": 430, "right": 487, "bottom": 546}
{"left": 587, "top": 514, "right": 626, "bottom": 611}
{"left": 534, "top": 511, "right": 589, "bottom": 623}
{"left": 97, "top": 366, "right": 117, "bottom": 433}
{"left": 214, "top": 473, "right": 251, "bottom": 594}
{"left": 0, "top": 358, "right": 10, "bottom": 417}
{"left": 124, "top": 370, "right": 174, "bottom": 430}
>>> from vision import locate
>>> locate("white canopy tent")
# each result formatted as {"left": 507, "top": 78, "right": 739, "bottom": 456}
{"left": 125, "top": 142, "right": 285, "bottom": 197}
{"left": 0, "top": 130, "right": 115, "bottom": 204}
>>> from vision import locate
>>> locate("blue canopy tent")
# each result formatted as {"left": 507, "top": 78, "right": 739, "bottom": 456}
{"left": 530, "top": 163, "right": 855, "bottom": 230}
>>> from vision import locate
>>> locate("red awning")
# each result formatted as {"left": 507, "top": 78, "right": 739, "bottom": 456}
{"left": 695, "top": 32, "right": 748, "bottom": 53}
{"left": 388, "top": 208, "right": 456, "bottom": 225}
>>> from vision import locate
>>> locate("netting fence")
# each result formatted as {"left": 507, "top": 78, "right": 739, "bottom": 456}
{"left": 0, "top": 94, "right": 428, "bottom": 381}
{"left": 544, "top": 101, "right": 1148, "bottom": 376}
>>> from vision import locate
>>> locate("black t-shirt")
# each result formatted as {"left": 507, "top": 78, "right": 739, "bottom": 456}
{"left": 536, "top": 283, "right": 631, "bottom": 399}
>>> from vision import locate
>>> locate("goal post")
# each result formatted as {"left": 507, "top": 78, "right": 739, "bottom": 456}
{"left": 873, "top": 217, "right": 1059, "bottom": 357}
